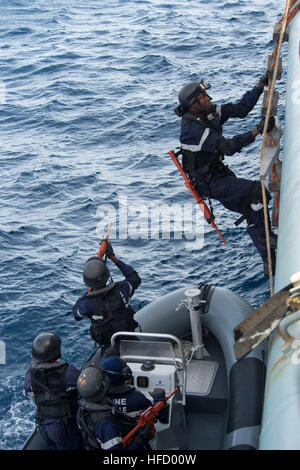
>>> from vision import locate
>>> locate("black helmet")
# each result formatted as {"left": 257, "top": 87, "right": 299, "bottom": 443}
{"left": 83, "top": 256, "right": 110, "bottom": 289}
{"left": 174, "top": 79, "right": 212, "bottom": 116}
{"left": 101, "top": 356, "right": 132, "bottom": 386}
{"left": 32, "top": 332, "right": 61, "bottom": 362}
{"left": 77, "top": 366, "right": 110, "bottom": 403}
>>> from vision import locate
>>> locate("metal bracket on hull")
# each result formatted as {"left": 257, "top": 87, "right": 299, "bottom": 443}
{"left": 233, "top": 271, "right": 300, "bottom": 360}
{"left": 260, "top": 117, "right": 281, "bottom": 180}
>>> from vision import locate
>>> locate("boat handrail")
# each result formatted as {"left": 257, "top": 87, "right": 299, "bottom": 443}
{"left": 111, "top": 331, "right": 187, "bottom": 405}
{"left": 120, "top": 354, "right": 180, "bottom": 366}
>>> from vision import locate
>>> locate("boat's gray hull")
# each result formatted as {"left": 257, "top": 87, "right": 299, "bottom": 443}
{"left": 135, "top": 283, "right": 265, "bottom": 450}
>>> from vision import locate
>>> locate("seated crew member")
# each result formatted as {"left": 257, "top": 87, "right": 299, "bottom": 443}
{"left": 24, "top": 332, "right": 83, "bottom": 450}
{"left": 73, "top": 241, "right": 141, "bottom": 354}
{"left": 102, "top": 356, "right": 151, "bottom": 416}
{"left": 174, "top": 74, "right": 277, "bottom": 275}
{"left": 101, "top": 356, "right": 168, "bottom": 418}
{"left": 76, "top": 365, "right": 153, "bottom": 450}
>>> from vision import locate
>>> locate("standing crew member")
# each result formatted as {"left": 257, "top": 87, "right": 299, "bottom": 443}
{"left": 73, "top": 241, "right": 141, "bottom": 354}
{"left": 174, "top": 74, "right": 277, "bottom": 275}
{"left": 24, "top": 332, "right": 83, "bottom": 450}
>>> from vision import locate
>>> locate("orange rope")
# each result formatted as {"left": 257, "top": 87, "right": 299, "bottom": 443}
{"left": 286, "top": 4, "right": 300, "bottom": 24}
{"left": 278, "top": 0, "right": 297, "bottom": 22}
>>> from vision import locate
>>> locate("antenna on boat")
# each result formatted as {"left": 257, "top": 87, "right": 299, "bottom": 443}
{"left": 185, "top": 288, "right": 207, "bottom": 360}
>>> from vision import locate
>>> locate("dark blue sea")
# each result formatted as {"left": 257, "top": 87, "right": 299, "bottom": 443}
{"left": 0, "top": 0, "right": 287, "bottom": 449}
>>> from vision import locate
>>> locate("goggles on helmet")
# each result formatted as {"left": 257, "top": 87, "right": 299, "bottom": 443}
{"left": 174, "top": 79, "right": 212, "bottom": 117}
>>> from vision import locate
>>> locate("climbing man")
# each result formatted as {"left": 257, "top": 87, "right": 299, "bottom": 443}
{"left": 76, "top": 364, "right": 153, "bottom": 450}
{"left": 73, "top": 241, "right": 141, "bottom": 355}
{"left": 174, "top": 74, "right": 277, "bottom": 275}
{"left": 24, "top": 332, "right": 83, "bottom": 450}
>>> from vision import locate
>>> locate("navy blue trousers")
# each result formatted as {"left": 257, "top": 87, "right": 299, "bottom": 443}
{"left": 38, "top": 416, "right": 84, "bottom": 450}
{"left": 196, "top": 169, "right": 271, "bottom": 261}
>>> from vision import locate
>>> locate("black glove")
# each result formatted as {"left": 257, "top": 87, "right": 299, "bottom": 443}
{"left": 256, "top": 116, "right": 275, "bottom": 134}
{"left": 102, "top": 239, "right": 114, "bottom": 258}
{"left": 149, "top": 388, "right": 166, "bottom": 403}
{"left": 259, "top": 71, "right": 270, "bottom": 87}
{"left": 135, "top": 424, "right": 153, "bottom": 443}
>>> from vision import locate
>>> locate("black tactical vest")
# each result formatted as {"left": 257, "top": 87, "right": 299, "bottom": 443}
{"left": 77, "top": 400, "right": 113, "bottom": 449}
{"left": 87, "top": 285, "right": 138, "bottom": 346}
{"left": 181, "top": 112, "right": 224, "bottom": 181}
{"left": 77, "top": 399, "right": 136, "bottom": 450}
{"left": 30, "top": 361, "right": 78, "bottom": 421}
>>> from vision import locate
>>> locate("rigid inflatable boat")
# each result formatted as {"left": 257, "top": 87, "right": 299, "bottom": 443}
{"left": 23, "top": 284, "right": 265, "bottom": 450}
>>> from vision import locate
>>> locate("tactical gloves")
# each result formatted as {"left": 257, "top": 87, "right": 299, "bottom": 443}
{"left": 259, "top": 71, "right": 271, "bottom": 87}
{"left": 149, "top": 388, "right": 166, "bottom": 404}
{"left": 102, "top": 240, "right": 114, "bottom": 259}
{"left": 256, "top": 116, "right": 275, "bottom": 134}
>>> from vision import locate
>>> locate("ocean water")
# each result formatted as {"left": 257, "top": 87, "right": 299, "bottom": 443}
{"left": 0, "top": 0, "right": 287, "bottom": 449}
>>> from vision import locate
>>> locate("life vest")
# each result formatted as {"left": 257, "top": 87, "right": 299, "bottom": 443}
{"left": 87, "top": 284, "right": 138, "bottom": 346}
{"left": 77, "top": 399, "right": 136, "bottom": 450}
{"left": 29, "top": 362, "right": 78, "bottom": 421}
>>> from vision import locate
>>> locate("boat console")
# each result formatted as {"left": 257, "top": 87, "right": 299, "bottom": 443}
{"left": 111, "top": 332, "right": 188, "bottom": 450}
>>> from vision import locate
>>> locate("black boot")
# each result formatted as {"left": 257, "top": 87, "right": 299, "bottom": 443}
{"left": 259, "top": 232, "right": 278, "bottom": 251}
{"left": 263, "top": 251, "right": 276, "bottom": 277}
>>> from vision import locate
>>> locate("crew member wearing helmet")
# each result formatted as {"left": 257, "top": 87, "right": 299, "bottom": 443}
{"left": 76, "top": 365, "right": 152, "bottom": 450}
{"left": 102, "top": 356, "right": 152, "bottom": 416}
{"left": 73, "top": 241, "right": 141, "bottom": 354}
{"left": 174, "top": 75, "right": 277, "bottom": 275}
{"left": 102, "top": 356, "right": 168, "bottom": 424}
{"left": 24, "top": 332, "right": 83, "bottom": 450}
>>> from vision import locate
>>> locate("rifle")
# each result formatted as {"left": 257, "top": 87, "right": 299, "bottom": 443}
{"left": 122, "top": 388, "right": 178, "bottom": 448}
{"left": 97, "top": 221, "right": 113, "bottom": 259}
{"left": 88, "top": 221, "right": 112, "bottom": 294}
{"left": 168, "top": 150, "right": 227, "bottom": 245}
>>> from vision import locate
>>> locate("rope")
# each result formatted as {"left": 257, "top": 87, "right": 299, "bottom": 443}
{"left": 174, "top": 339, "right": 209, "bottom": 367}
{"left": 174, "top": 340, "right": 194, "bottom": 367}
{"left": 259, "top": 0, "right": 293, "bottom": 296}
{"left": 286, "top": 3, "right": 300, "bottom": 23}
{"left": 278, "top": 0, "right": 300, "bottom": 24}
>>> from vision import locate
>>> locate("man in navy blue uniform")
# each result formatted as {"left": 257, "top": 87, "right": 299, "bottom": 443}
{"left": 76, "top": 364, "right": 153, "bottom": 450}
{"left": 101, "top": 356, "right": 168, "bottom": 417}
{"left": 24, "top": 332, "right": 83, "bottom": 450}
{"left": 174, "top": 74, "right": 277, "bottom": 275}
{"left": 101, "top": 356, "right": 168, "bottom": 425}
{"left": 102, "top": 356, "right": 151, "bottom": 417}
{"left": 73, "top": 241, "right": 141, "bottom": 353}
